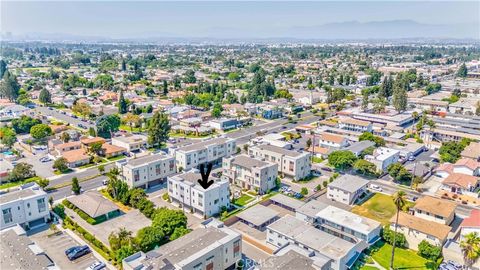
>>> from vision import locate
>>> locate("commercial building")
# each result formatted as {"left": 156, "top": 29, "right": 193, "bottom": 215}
{"left": 167, "top": 171, "right": 230, "bottom": 218}
{"left": 248, "top": 144, "right": 311, "bottom": 180}
{"left": 222, "top": 154, "right": 278, "bottom": 194}
{"left": 0, "top": 183, "right": 49, "bottom": 230}
{"left": 267, "top": 215, "right": 364, "bottom": 270}
{"left": 327, "top": 175, "right": 369, "bottom": 205}
{"left": 118, "top": 153, "right": 176, "bottom": 189}
{"left": 315, "top": 206, "right": 382, "bottom": 246}
{"left": 123, "top": 219, "right": 241, "bottom": 270}
{"left": 172, "top": 137, "right": 237, "bottom": 171}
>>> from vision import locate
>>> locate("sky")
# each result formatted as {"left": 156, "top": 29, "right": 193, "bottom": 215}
{"left": 1, "top": 1, "right": 479, "bottom": 39}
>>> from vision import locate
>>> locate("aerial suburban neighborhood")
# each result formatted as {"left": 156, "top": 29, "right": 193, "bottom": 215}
{"left": 0, "top": 1, "right": 480, "bottom": 270}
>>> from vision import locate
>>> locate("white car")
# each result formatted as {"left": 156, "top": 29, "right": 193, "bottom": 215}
{"left": 85, "top": 261, "right": 106, "bottom": 270}
{"left": 370, "top": 184, "right": 383, "bottom": 192}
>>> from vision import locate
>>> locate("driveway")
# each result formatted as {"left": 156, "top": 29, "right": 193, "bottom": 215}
{"left": 29, "top": 226, "right": 99, "bottom": 270}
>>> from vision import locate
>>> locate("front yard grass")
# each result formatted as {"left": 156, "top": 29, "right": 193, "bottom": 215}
{"left": 369, "top": 241, "right": 435, "bottom": 270}
{"left": 0, "top": 176, "right": 41, "bottom": 190}
{"left": 234, "top": 194, "right": 255, "bottom": 206}
{"left": 352, "top": 193, "right": 416, "bottom": 225}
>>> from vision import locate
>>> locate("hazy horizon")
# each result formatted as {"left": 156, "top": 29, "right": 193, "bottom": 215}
{"left": 1, "top": 1, "right": 479, "bottom": 40}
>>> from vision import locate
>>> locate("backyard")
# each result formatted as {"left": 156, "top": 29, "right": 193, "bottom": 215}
{"left": 234, "top": 193, "right": 255, "bottom": 206}
{"left": 351, "top": 193, "right": 414, "bottom": 225}
{"left": 356, "top": 241, "right": 436, "bottom": 270}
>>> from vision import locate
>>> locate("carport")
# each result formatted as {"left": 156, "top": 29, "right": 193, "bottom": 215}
{"left": 236, "top": 204, "right": 279, "bottom": 231}
{"left": 268, "top": 194, "right": 304, "bottom": 212}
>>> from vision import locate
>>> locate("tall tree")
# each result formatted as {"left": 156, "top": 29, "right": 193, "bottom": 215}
{"left": 96, "top": 114, "right": 121, "bottom": 139}
{"left": 456, "top": 63, "right": 468, "bottom": 78}
{"left": 0, "top": 59, "right": 7, "bottom": 78}
{"left": 0, "top": 71, "right": 20, "bottom": 102}
{"left": 121, "top": 58, "right": 127, "bottom": 71}
{"left": 163, "top": 81, "right": 168, "bottom": 95}
{"left": 390, "top": 191, "right": 407, "bottom": 270}
{"left": 71, "top": 177, "right": 81, "bottom": 195}
{"left": 148, "top": 111, "right": 170, "bottom": 148}
{"left": 39, "top": 89, "right": 52, "bottom": 105}
{"left": 460, "top": 232, "right": 480, "bottom": 268}
{"left": 392, "top": 82, "right": 407, "bottom": 112}
{"left": 118, "top": 90, "right": 128, "bottom": 114}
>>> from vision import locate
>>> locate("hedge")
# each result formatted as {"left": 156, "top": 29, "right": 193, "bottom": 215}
{"left": 63, "top": 215, "right": 113, "bottom": 261}
{"left": 62, "top": 199, "right": 98, "bottom": 225}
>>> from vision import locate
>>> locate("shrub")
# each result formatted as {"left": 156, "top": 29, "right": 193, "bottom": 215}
{"left": 417, "top": 240, "right": 442, "bottom": 261}
{"left": 53, "top": 204, "right": 66, "bottom": 218}
{"left": 382, "top": 227, "right": 406, "bottom": 248}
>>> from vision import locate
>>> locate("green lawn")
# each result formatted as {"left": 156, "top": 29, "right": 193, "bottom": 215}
{"left": 234, "top": 194, "right": 255, "bottom": 206}
{"left": 351, "top": 193, "right": 398, "bottom": 225}
{"left": 119, "top": 124, "right": 142, "bottom": 132}
{"left": 0, "top": 176, "right": 40, "bottom": 190}
{"left": 369, "top": 241, "right": 435, "bottom": 270}
{"left": 107, "top": 155, "right": 126, "bottom": 161}
{"left": 312, "top": 156, "right": 324, "bottom": 163}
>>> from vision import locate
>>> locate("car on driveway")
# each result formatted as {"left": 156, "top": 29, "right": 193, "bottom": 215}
{"left": 66, "top": 245, "right": 91, "bottom": 261}
{"left": 369, "top": 184, "right": 383, "bottom": 192}
{"left": 85, "top": 261, "right": 106, "bottom": 270}
{"left": 39, "top": 156, "right": 52, "bottom": 162}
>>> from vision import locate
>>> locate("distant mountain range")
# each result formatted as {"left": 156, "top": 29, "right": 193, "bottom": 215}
{"left": 2, "top": 20, "right": 478, "bottom": 42}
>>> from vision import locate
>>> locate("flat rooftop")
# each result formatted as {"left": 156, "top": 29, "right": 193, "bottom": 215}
{"left": 268, "top": 215, "right": 357, "bottom": 260}
{"left": 316, "top": 206, "right": 381, "bottom": 235}
{"left": 0, "top": 184, "right": 46, "bottom": 205}
{"left": 126, "top": 153, "right": 172, "bottom": 167}
{"left": 296, "top": 199, "right": 329, "bottom": 218}
{"left": 177, "top": 137, "right": 233, "bottom": 152}
{"left": 254, "top": 144, "right": 305, "bottom": 158}
{"left": 269, "top": 194, "right": 305, "bottom": 210}
{"left": 230, "top": 154, "right": 272, "bottom": 170}
{"left": 236, "top": 204, "right": 279, "bottom": 227}
{"left": 328, "top": 174, "right": 369, "bottom": 193}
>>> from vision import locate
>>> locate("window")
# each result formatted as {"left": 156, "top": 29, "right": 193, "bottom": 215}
{"left": 37, "top": 198, "right": 46, "bottom": 213}
{"left": 193, "top": 263, "right": 202, "bottom": 270}
{"left": 206, "top": 255, "right": 214, "bottom": 270}
{"left": 233, "top": 239, "right": 241, "bottom": 257}
{"left": 2, "top": 208, "right": 12, "bottom": 223}
{"left": 155, "top": 164, "right": 161, "bottom": 175}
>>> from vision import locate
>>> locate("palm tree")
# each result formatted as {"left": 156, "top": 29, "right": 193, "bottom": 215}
{"left": 460, "top": 232, "right": 480, "bottom": 269}
{"left": 390, "top": 190, "right": 407, "bottom": 270}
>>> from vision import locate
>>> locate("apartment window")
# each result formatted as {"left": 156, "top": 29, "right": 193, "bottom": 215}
{"left": 206, "top": 255, "right": 214, "bottom": 270}
{"left": 2, "top": 208, "right": 12, "bottom": 223}
{"left": 27, "top": 203, "right": 30, "bottom": 208}
{"left": 233, "top": 239, "right": 241, "bottom": 257}
{"left": 193, "top": 263, "right": 202, "bottom": 270}
{"left": 169, "top": 160, "right": 174, "bottom": 170}
{"left": 37, "top": 198, "right": 46, "bottom": 213}
{"left": 289, "top": 161, "right": 294, "bottom": 172}
{"left": 155, "top": 164, "right": 161, "bottom": 175}
{"left": 134, "top": 170, "right": 140, "bottom": 182}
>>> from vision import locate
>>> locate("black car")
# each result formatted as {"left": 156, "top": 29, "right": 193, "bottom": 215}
{"left": 66, "top": 245, "right": 91, "bottom": 260}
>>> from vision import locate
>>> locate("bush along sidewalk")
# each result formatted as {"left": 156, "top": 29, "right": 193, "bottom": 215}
{"left": 62, "top": 199, "right": 106, "bottom": 225}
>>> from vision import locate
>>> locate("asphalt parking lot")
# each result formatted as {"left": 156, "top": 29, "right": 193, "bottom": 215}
{"left": 30, "top": 228, "right": 99, "bottom": 270}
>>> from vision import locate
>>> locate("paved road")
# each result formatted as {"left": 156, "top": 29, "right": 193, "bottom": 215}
{"left": 34, "top": 106, "right": 94, "bottom": 130}
{"left": 372, "top": 179, "right": 475, "bottom": 217}
{"left": 48, "top": 175, "right": 107, "bottom": 201}
{"left": 47, "top": 163, "right": 115, "bottom": 187}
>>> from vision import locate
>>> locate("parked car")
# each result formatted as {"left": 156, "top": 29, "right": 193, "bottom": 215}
{"left": 39, "top": 156, "right": 52, "bottom": 163}
{"left": 66, "top": 245, "right": 91, "bottom": 260}
{"left": 408, "top": 156, "right": 416, "bottom": 161}
{"left": 102, "top": 179, "right": 109, "bottom": 185}
{"left": 85, "top": 261, "right": 106, "bottom": 270}
{"left": 370, "top": 184, "right": 383, "bottom": 192}
{"left": 320, "top": 167, "right": 332, "bottom": 172}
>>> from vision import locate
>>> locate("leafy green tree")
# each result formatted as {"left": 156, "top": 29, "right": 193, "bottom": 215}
{"left": 148, "top": 111, "right": 170, "bottom": 148}
{"left": 183, "top": 69, "right": 196, "bottom": 83}
{"left": 152, "top": 207, "right": 188, "bottom": 236}
{"left": 392, "top": 81, "right": 408, "bottom": 112}
{"left": 72, "top": 102, "right": 91, "bottom": 119}
{"left": 170, "top": 227, "right": 190, "bottom": 241}
{"left": 0, "top": 126, "right": 16, "bottom": 147}
{"left": 30, "top": 124, "right": 52, "bottom": 140}
{"left": 36, "top": 178, "right": 50, "bottom": 189}
{"left": 439, "top": 139, "right": 471, "bottom": 163}
{"left": 53, "top": 157, "right": 69, "bottom": 173}
{"left": 425, "top": 83, "right": 442, "bottom": 95}
{"left": 96, "top": 114, "right": 121, "bottom": 139}
{"left": 163, "top": 81, "right": 168, "bottom": 95}
{"left": 211, "top": 102, "right": 223, "bottom": 118}
{"left": 0, "top": 71, "right": 20, "bottom": 101}
{"left": 8, "top": 162, "right": 35, "bottom": 182}
{"left": 359, "top": 131, "right": 385, "bottom": 147}
{"left": 60, "top": 132, "right": 70, "bottom": 143}
{"left": 353, "top": 159, "right": 377, "bottom": 175}
{"left": 300, "top": 187, "right": 308, "bottom": 195}
{"left": 121, "top": 59, "right": 127, "bottom": 71}
{"left": 417, "top": 240, "right": 442, "bottom": 261}
{"left": 135, "top": 226, "right": 165, "bottom": 252}
{"left": 39, "top": 88, "right": 52, "bottom": 104}
{"left": 71, "top": 177, "right": 81, "bottom": 195}
{"left": 328, "top": 150, "right": 357, "bottom": 170}
{"left": 118, "top": 90, "right": 128, "bottom": 114}
{"left": 457, "top": 63, "right": 468, "bottom": 78}
{"left": 0, "top": 59, "right": 7, "bottom": 78}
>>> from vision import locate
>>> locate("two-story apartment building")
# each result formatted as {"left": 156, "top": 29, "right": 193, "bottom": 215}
{"left": 315, "top": 206, "right": 382, "bottom": 246}
{"left": 364, "top": 147, "right": 400, "bottom": 172}
{"left": 123, "top": 219, "right": 241, "bottom": 270}
{"left": 222, "top": 154, "right": 278, "bottom": 194}
{"left": 167, "top": 171, "right": 230, "bottom": 218}
{"left": 118, "top": 153, "right": 176, "bottom": 189}
{"left": 327, "top": 174, "right": 369, "bottom": 205}
{"left": 0, "top": 183, "right": 49, "bottom": 230}
{"left": 338, "top": 118, "right": 373, "bottom": 133}
{"left": 173, "top": 137, "right": 237, "bottom": 171}
{"left": 317, "top": 132, "right": 349, "bottom": 149}
{"left": 248, "top": 144, "right": 311, "bottom": 180}
{"left": 111, "top": 134, "right": 148, "bottom": 152}
{"left": 412, "top": 196, "right": 456, "bottom": 225}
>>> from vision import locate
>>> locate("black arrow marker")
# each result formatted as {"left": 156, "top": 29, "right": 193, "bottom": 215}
{"left": 197, "top": 163, "right": 214, "bottom": 190}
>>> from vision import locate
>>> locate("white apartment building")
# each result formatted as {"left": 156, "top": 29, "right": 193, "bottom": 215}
{"left": 327, "top": 174, "right": 369, "bottom": 205}
{"left": 167, "top": 171, "right": 230, "bottom": 218}
{"left": 248, "top": 144, "right": 311, "bottom": 180}
{"left": 0, "top": 183, "right": 49, "bottom": 230}
{"left": 118, "top": 153, "right": 176, "bottom": 189}
{"left": 222, "top": 154, "right": 278, "bottom": 194}
{"left": 123, "top": 219, "right": 241, "bottom": 270}
{"left": 315, "top": 206, "right": 382, "bottom": 246}
{"left": 111, "top": 134, "right": 148, "bottom": 152}
{"left": 364, "top": 147, "right": 400, "bottom": 172}
{"left": 267, "top": 215, "right": 363, "bottom": 270}
{"left": 338, "top": 118, "right": 373, "bottom": 133}
{"left": 172, "top": 137, "right": 237, "bottom": 171}
{"left": 316, "top": 132, "right": 349, "bottom": 149}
